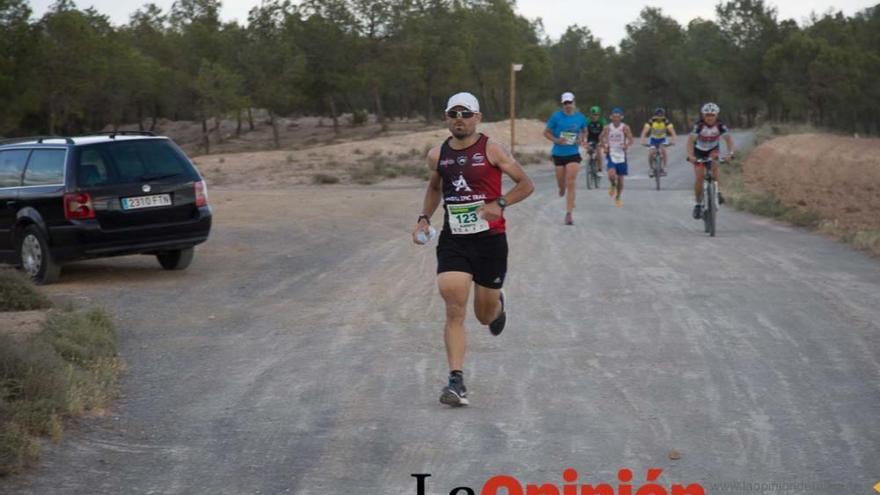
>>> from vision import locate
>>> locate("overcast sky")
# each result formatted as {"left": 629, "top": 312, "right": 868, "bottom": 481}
{"left": 28, "top": 0, "right": 877, "bottom": 46}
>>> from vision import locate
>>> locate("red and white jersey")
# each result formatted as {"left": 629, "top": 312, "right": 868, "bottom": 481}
{"left": 437, "top": 133, "right": 505, "bottom": 236}
{"left": 691, "top": 120, "right": 729, "bottom": 151}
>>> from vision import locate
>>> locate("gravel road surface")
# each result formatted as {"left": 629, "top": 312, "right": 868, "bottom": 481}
{"left": 4, "top": 133, "right": 879, "bottom": 495}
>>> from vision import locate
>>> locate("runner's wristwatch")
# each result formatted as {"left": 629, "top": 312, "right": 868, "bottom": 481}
{"left": 417, "top": 214, "right": 430, "bottom": 224}
{"left": 496, "top": 197, "right": 508, "bottom": 209}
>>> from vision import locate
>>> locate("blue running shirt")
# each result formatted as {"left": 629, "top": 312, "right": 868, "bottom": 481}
{"left": 546, "top": 110, "right": 587, "bottom": 156}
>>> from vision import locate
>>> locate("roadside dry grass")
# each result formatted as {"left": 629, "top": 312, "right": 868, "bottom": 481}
{"left": 753, "top": 122, "right": 835, "bottom": 144}
{"left": 0, "top": 271, "right": 52, "bottom": 312}
{"left": 349, "top": 150, "right": 429, "bottom": 185}
{"left": 725, "top": 128, "right": 880, "bottom": 258}
{"left": 725, "top": 156, "right": 823, "bottom": 229}
{"left": 0, "top": 275, "right": 123, "bottom": 477}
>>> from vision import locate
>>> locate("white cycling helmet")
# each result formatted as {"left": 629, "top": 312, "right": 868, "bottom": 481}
{"left": 701, "top": 102, "right": 720, "bottom": 115}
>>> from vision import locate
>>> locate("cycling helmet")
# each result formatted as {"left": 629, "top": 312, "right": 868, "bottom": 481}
{"left": 590, "top": 106, "right": 601, "bottom": 114}
{"left": 654, "top": 107, "right": 666, "bottom": 116}
{"left": 701, "top": 102, "right": 720, "bottom": 115}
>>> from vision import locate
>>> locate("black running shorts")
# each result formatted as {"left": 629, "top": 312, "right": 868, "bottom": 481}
{"left": 437, "top": 232, "right": 508, "bottom": 289}
{"left": 552, "top": 154, "right": 582, "bottom": 166}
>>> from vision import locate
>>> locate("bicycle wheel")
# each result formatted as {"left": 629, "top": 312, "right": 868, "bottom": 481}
{"left": 654, "top": 154, "right": 661, "bottom": 190}
{"left": 707, "top": 182, "right": 716, "bottom": 237}
{"left": 586, "top": 159, "right": 593, "bottom": 189}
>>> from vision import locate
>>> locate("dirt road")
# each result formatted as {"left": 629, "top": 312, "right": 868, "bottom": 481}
{"left": 4, "top": 133, "right": 880, "bottom": 494}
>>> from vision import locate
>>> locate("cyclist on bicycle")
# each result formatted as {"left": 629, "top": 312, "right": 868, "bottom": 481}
{"left": 586, "top": 106, "right": 606, "bottom": 173}
{"left": 640, "top": 107, "right": 676, "bottom": 177}
{"left": 687, "top": 102, "right": 735, "bottom": 219}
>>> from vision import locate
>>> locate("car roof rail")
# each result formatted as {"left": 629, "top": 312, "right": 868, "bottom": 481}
{"left": 94, "top": 130, "right": 157, "bottom": 138}
{"left": 0, "top": 135, "right": 75, "bottom": 145}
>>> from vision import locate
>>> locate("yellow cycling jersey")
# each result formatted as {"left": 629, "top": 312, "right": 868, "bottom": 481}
{"left": 646, "top": 118, "right": 671, "bottom": 139}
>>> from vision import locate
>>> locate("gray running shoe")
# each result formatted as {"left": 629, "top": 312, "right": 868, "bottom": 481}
{"left": 440, "top": 372, "right": 469, "bottom": 407}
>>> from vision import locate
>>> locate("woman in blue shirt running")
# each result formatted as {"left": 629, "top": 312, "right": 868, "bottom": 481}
{"left": 543, "top": 91, "right": 587, "bottom": 225}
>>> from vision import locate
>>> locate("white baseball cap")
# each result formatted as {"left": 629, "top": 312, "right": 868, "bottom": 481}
{"left": 561, "top": 92, "right": 575, "bottom": 103}
{"left": 445, "top": 92, "right": 480, "bottom": 112}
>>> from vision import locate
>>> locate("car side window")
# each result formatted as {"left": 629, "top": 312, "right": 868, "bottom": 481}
{"left": 23, "top": 149, "right": 66, "bottom": 186}
{"left": 0, "top": 149, "right": 31, "bottom": 188}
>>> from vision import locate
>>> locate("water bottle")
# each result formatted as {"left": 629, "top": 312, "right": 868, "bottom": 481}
{"left": 416, "top": 226, "right": 437, "bottom": 245}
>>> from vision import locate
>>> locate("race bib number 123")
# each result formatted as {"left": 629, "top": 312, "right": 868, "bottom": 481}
{"left": 448, "top": 201, "right": 490, "bottom": 235}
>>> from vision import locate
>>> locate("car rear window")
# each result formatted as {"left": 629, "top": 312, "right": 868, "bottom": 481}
{"left": 76, "top": 139, "right": 195, "bottom": 187}
{"left": 0, "top": 149, "right": 31, "bottom": 188}
{"left": 23, "top": 149, "right": 66, "bottom": 186}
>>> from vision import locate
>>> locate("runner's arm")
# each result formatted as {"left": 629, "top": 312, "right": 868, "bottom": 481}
{"left": 478, "top": 140, "right": 535, "bottom": 221}
{"left": 624, "top": 125, "right": 634, "bottom": 149}
{"left": 543, "top": 128, "right": 562, "bottom": 145}
{"left": 413, "top": 148, "right": 442, "bottom": 243}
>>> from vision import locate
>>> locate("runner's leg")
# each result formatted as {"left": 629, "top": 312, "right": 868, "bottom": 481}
{"left": 438, "top": 271, "right": 472, "bottom": 371}
{"left": 607, "top": 165, "right": 617, "bottom": 196}
{"left": 474, "top": 285, "right": 502, "bottom": 325}
{"left": 554, "top": 161, "right": 566, "bottom": 197}
{"left": 565, "top": 161, "right": 579, "bottom": 213}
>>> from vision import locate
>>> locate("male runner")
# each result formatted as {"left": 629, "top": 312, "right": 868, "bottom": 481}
{"left": 640, "top": 107, "right": 676, "bottom": 177}
{"left": 543, "top": 91, "right": 587, "bottom": 225}
{"left": 686, "top": 102, "right": 734, "bottom": 219}
{"left": 586, "top": 106, "right": 606, "bottom": 173}
{"left": 599, "top": 107, "right": 633, "bottom": 208}
{"left": 412, "top": 92, "right": 534, "bottom": 407}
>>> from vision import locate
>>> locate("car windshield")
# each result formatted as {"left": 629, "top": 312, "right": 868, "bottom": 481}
{"left": 76, "top": 139, "right": 194, "bottom": 187}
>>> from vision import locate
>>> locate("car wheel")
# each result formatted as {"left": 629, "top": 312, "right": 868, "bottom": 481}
{"left": 156, "top": 247, "right": 194, "bottom": 270}
{"left": 18, "top": 225, "right": 61, "bottom": 284}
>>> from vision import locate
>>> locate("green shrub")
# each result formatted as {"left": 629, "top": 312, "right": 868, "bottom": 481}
{"left": 351, "top": 109, "right": 368, "bottom": 126}
{"left": 313, "top": 173, "right": 340, "bottom": 185}
{"left": 0, "top": 271, "right": 52, "bottom": 312}
{"left": 0, "top": 309, "right": 121, "bottom": 476}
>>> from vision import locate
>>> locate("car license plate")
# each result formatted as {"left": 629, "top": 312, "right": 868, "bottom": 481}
{"left": 121, "top": 194, "right": 172, "bottom": 210}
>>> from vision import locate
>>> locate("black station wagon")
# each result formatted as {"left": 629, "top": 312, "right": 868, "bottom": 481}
{"left": 0, "top": 132, "right": 212, "bottom": 284}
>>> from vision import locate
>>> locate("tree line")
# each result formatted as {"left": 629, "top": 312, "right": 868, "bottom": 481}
{"left": 0, "top": 0, "right": 877, "bottom": 149}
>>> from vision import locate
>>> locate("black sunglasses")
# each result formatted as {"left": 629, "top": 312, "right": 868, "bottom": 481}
{"left": 563, "top": 101, "right": 574, "bottom": 105}
{"left": 446, "top": 110, "right": 476, "bottom": 119}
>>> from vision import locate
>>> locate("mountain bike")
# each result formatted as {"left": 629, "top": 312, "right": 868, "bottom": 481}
{"left": 694, "top": 155, "right": 724, "bottom": 237}
{"left": 584, "top": 143, "right": 601, "bottom": 190}
{"left": 645, "top": 141, "right": 672, "bottom": 190}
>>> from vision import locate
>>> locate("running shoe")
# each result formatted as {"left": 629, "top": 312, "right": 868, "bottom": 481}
{"left": 615, "top": 198, "right": 623, "bottom": 208}
{"left": 440, "top": 372, "right": 469, "bottom": 407}
{"left": 649, "top": 169, "right": 655, "bottom": 178}
{"left": 564, "top": 212, "right": 573, "bottom": 225}
{"left": 693, "top": 204, "right": 702, "bottom": 219}
{"left": 661, "top": 169, "right": 668, "bottom": 176}
{"left": 489, "top": 290, "right": 506, "bottom": 336}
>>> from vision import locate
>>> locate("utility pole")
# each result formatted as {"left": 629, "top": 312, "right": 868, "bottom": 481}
{"left": 510, "top": 63, "right": 523, "bottom": 155}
